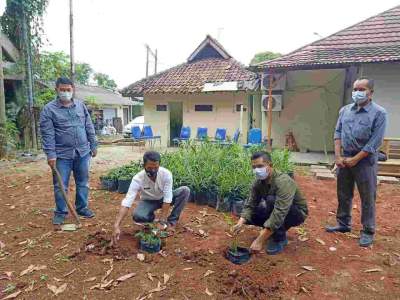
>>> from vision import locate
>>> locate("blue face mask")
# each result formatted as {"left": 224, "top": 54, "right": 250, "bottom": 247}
{"left": 253, "top": 167, "right": 269, "bottom": 180}
{"left": 352, "top": 91, "right": 368, "bottom": 105}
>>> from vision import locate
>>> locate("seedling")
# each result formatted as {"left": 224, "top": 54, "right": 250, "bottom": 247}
{"left": 3, "top": 283, "right": 16, "bottom": 294}
{"left": 40, "top": 274, "right": 48, "bottom": 282}
{"left": 224, "top": 214, "right": 239, "bottom": 253}
{"left": 135, "top": 223, "right": 160, "bottom": 246}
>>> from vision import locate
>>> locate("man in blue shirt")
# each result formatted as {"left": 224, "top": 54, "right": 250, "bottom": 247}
{"left": 326, "top": 78, "right": 387, "bottom": 247}
{"left": 40, "top": 77, "right": 97, "bottom": 225}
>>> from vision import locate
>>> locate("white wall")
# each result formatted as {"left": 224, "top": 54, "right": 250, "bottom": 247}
{"left": 361, "top": 63, "right": 400, "bottom": 138}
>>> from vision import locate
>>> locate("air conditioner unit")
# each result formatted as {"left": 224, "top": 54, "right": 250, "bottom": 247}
{"left": 261, "top": 73, "right": 286, "bottom": 91}
{"left": 261, "top": 94, "right": 283, "bottom": 112}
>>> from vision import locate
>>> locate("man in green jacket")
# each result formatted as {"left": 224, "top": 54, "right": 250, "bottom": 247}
{"left": 232, "top": 151, "right": 308, "bottom": 255}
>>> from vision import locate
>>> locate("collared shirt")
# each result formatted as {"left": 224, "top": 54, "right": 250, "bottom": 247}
{"left": 39, "top": 98, "right": 97, "bottom": 160}
{"left": 334, "top": 101, "right": 387, "bottom": 155}
{"left": 241, "top": 170, "right": 308, "bottom": 232}
{"left": 121, "top": 167, "right": 173, "bottom": 208}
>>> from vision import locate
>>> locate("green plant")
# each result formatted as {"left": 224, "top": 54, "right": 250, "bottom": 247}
{"left": 40, "top": 274, "right": 48, "bottom": 281}
{"left": 271, "top": 148, "right": 295, "bottom": 173}
{"left": 224, "top": 214, "right": 239, "bottom": 253}
{"left": 3, "top": 283, "right": 16, "bottom": 294}
{"left": 135, "top": 224, "right": 160, "bottom": 246}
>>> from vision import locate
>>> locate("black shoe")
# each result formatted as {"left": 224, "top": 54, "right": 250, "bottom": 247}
{"left": 359, "top": 231, "right": 374, "bottom": 247}
{"left": 325, "top": 224, "right": 351, "bottom": 233}
{"left": 77, "top": 208, "right": 95, "bottom": 218}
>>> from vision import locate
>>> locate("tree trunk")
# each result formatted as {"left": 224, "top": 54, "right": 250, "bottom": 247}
{"left": 22, "top": 11, "right": 38, "bottom": 151}
{"left": 0, "top": 29, "right": 7, "bottom": 158}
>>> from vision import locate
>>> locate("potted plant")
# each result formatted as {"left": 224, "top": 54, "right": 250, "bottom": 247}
{"left": 223, "top": 214, "right": 251, "bottom": 265}
{"left": 135, "top": 224, "right": 161, "bottom": 253}
{"left": 100, "top": 168, "right": 119, "bottom": 191}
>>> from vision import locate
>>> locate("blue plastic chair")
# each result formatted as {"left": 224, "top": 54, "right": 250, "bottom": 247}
{"left": 131, "top": 126, "right": 143, "bottom": 140}
{"left": 172, "top": 126, "right": 191, "bottom": 145}
{"left": 196, "top": 127, "right": 208, "bottom": 141}
{"left": 220, "top": 129, "right": 240, "bottom": 146}
{"left": 142, "top": 125, "right": 161, "bottom": 147}
{"left": 215, "top": 128, "right": 227, "bottom": 141}
{"left": 243, "top": 128, "right": 263, "bottom": 148}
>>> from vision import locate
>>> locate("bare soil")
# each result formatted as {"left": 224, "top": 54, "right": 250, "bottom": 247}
{"left": 0, "top": 146, "right": 399, "bottom": 300}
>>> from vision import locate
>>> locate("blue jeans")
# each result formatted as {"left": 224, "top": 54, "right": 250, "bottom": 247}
{"left": 52, "top": 152, "right": 91, "bottom": 216}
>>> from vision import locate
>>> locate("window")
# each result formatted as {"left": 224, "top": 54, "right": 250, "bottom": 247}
{"left": 195, "top": 105, "right": 213, "bottom": 112}
{"left": 236, "top": 104, "right": 246, "bottom": 112}
{"left": 156, "top": 105, "right": 167, "bottom": 111}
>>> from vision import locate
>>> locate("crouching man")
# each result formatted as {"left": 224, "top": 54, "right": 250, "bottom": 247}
{"left": 232, "top": 152, "right": 308, "bottom": 255}
{"left": 112, "top": 151, "right": 190, "bottom": 244}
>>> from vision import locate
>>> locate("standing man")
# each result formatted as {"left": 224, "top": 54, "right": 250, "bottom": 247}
{"left": 40, "top": 77, "right": 97, "bottom": 225}
{"left": 112, "top": 151, "right": 190, "bottom": 245}
{"left": 232, "top": 152, "right": 308, "bottom": 255}
{"left": 326, "top": 78, "right": 387, "bottom": 247}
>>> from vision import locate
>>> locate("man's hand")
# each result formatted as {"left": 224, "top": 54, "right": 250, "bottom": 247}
{"left": 112, "top": 225, "right": 121, "bottom": 246}
{"left": 343, "top": 156, "right": 359, "bottom": 168}
{"left": 91, "top": 149, "right": 97, "bottom": 158}
{"left": 335, "top": 156, "right": 345, "bottom": 168}
{"left": 47, "top": 158, "right": 56, "bottom": 170}
{"left": 250, "top": 228, "right": 271, "bottom": 253}
{"left": 231, "top": 218, "right": 246, "bottom": 234}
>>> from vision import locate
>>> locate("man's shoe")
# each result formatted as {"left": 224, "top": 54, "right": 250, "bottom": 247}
{"left": 266, "top": 238, "right": 288, "bottom": 255}
{"left": 325, "top": 224, "right": 351, "bottom": 233}
{"left": 53, "top": 214, "right": 66, "bottom": 225}
{"left": 359, "top": 232, "right": 374, "bottom": 247}
{"left": 77, "top": 208, "right": 95, "bottom": 218}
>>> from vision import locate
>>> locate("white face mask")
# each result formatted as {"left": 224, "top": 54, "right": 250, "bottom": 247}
{"left": 58, "top": 91, "right": 73, "bottom": 102}
{"left": 253, "top": 167, "right": 269, "bottom": 180}
{"left": 352, "top": 90, "right": 369, "bottom": 105}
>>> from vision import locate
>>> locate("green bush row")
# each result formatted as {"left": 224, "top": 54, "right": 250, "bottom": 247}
{"left": 101, "top": 142, "right": 294, "bottom": 200}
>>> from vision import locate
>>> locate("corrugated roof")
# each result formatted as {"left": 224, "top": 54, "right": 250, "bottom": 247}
{"left": 255, "top": 5, "right": 400, "bottom": 69}
{"left": 121, "top": 35, "right": 256, "bottom": 97}
{"left": 74, "top": 84, "right": 133, "bottom": 106}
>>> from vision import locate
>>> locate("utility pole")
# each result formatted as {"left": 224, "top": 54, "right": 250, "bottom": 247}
{"left": 145, "top": 44, "right": 158, "bottom": 78}
{"left": 22, "top": 10, "right": 38, "bottom": 150}
{"left": 69, "top": 0, "right": 75, "bottom": 83}
{"left": 0, "top": 29, "right": 7, "bottom": 158}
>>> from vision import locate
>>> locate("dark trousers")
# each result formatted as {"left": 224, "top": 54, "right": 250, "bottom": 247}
{"left": 133, "top": 186, "right": 190, "bottom": 225}
{"left": 247, "top": 197, "right": 306, "bottom": 242}
{"left": 336, "top": 157, "right": 377, "bottom": 234}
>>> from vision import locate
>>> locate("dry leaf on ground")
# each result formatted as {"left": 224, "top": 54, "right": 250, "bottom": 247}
{"left": 137, "top": 253, "right": 145, "bottom": 262}
{"left": 364, "top": 268, "right": 383, "bottom": 273}
{"left": 203, "top": 270, "right": 215, "bottom": 278}
{"left": 83, "top": 277, "right": 97, "bottom": 282}
{"left": 20, "top": 265, "right": 47, "bottom": 276}
{"left": 147, "top": 273, "right": 154, "bottom": 281}
{"left": 183, "top": 268, "right": 193, "bottom": 271}
{"left": 47, "top": 283, "right": 67, "bottom": 296}
{"left": 302, "top": 266, "right": 316, "bottom": 271}
{"left": 0, "top": 241, "right": 5, "bottom": 250}
{"left": 116, "top": 273, "right": 136, "bottom": 282}
{"left": 205, "top": 287, "right": 213, "bottom": 296}
{"left": 316, "top": 238, "right": 326, "bottom": 245}
{"left": 0, "top": 290, "right": 22, "bottom": 300}
{"left": 163, "top": 273, "right": 170, "bottom": 285}
{"left": 63, "top": 268, "right": 77, "bottom": 278}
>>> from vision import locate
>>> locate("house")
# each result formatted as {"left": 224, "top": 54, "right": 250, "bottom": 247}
{"left": 252, "top": 5, "right": 400, "bottom": 153}
{"left": 121, "top": 35, "right": 258, "bottom": 147}
{"left": 74, "top": 84, "right": 135, "bottom": 132}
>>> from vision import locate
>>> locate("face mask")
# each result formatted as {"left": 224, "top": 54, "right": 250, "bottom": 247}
{"left": 253, "top": 167, "right": 269, "bottom": 180}
{"left": 352, "top": 91, "right": 368, "bottom": 105}
{"left": 146, "top": 169, "right": 158, "bottom": 178}
{"left": 58, "top": 91, "right": 73, "bottom": 102}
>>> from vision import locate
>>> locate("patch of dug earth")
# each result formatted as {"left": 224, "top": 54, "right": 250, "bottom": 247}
{"left": 218, "top": 269, "right": 283, "bottom": 299}
{"left": 82, "top": 231, "right": 135, "bottom": 259}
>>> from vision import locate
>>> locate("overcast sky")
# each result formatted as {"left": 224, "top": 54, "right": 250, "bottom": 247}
{"left": 35, "top": 0, "right": 400, "bottom": 88}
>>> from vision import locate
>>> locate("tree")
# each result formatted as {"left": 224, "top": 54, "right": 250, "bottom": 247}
{"left": 250, "top": 51, "right": 282, "bottom": 65}
{"left": 94, "top": 72, "right": 117, "bottom": 90}
{"left": 75, "top": 63, "right": 92, "bottom": 85}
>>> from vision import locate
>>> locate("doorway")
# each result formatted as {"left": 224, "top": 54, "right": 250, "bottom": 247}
{"left": 169, "top": 102, "right": 183, "bottom": 146}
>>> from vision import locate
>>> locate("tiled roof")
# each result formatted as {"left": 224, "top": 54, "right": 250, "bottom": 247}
{"left": 121, "top": 36, "right": 256, "bottom": 97}
{"left": 74, "top": 84, "right": 133, "bottom": 106}
{"left": 256, "top": 5, "right": 400, "bottom": 69}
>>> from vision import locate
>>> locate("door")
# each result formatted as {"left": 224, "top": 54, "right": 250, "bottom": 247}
{"left": 248, "top": 95, "right": 254, "bottom": 130}
{"left": 169, "top": 102, "right": 183, "bottom": 146}
{"left": 123, "top": 108, "right": 129, "bottom": 125}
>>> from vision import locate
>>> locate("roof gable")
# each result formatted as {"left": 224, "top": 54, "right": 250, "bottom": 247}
{"left": 256, "top": 5, "right": 400, "bottom": 69}
{"left": 188, "top": 35, "right": 232, "bottom": 62}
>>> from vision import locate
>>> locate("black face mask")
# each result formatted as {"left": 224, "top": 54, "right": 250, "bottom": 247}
{"left": 146, "top": 169, "right": 158, "bottom": 178}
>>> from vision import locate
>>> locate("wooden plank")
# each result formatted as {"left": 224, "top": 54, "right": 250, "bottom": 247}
{"left": 0, "top": 34, "right": 20, "bottom": 62}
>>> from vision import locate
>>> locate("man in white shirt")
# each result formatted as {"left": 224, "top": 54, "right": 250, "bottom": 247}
{"left": 112, "top": 151, "right": 190, "bottom": 244}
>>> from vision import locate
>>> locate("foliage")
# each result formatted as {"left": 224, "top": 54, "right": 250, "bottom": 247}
{"left": 250, "top": 51, "right": 282, "bottom": 65}
{"left": 94, "top": 72, "right": 117, "bottom": 90}
{"left": 271, "top": 148, "right": 294, "bottom": 173}
{"left": 35, "top": 87, "right": 56, "bottom": 108}
{"left": 85, "top": 96, "right": 99, "bottom": 109}
{"left": 75, "top": 63, "right": 93, "bottom": 85}
{"left": 135, "top": 224, "right": 160, "bottom": 246}
{"left": 224, "top": 214, "right": 238, "bottom": 252}
{"left": 6, "top": 120, "right": 19, "bottom": 149}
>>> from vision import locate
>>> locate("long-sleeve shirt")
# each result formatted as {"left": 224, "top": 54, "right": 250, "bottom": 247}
{"left": 39, "top": 98, "right": 97, "bottom": 160}
{"left": 334, "top": 101, "right": 387, "bottom": 155}
{"left": 241, "top": 170, "right": 308, "bottom": 232}
{"left": 121, "top": 167, "right": 173, "bottom": 208}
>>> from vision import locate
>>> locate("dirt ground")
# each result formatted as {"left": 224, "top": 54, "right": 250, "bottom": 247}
{"left": 0, "top": 146, "right": 400, "bottom": 300}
